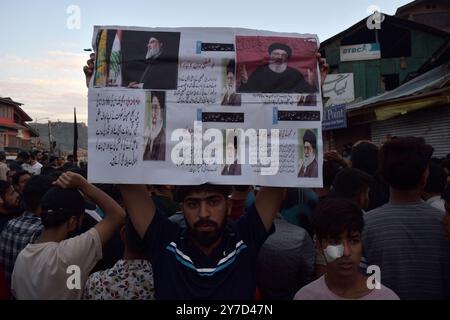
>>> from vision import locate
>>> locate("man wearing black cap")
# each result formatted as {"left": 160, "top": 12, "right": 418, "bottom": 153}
{"left": 11, "top": 172, "right": 126, "bottom": 300}
{"left": 238, "top": 42, "right": 317, "bottom": 93}
{"left": 298, "top": 130, "right": 318, "bottom": 178}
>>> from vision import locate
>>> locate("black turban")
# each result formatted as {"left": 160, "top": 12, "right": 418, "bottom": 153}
{"left": 268, "top": 43, "right": 292, "bottom": 59}
{"left": 303, "top": 130, "right": 317, "bottom": 150}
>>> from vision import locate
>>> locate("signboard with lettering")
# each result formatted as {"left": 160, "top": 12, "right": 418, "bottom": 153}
{"left": 88, "top": 26, "right": 324, "bottom": 187}
{"left": 323, "top": 73, "right": 355, "bottom": 107}
{"left": 340, "top": 43, "right": 381, "bottom": 62}
{"left": 322, "top": 104, "right": 347, "bottom": 131}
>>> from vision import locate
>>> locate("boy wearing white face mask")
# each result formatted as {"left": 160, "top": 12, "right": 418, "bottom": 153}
{"left": 294, "top": 198, "right": 399, "bottom": 300}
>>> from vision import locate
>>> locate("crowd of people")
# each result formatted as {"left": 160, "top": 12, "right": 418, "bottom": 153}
{"left": 0, "top": 138, "right": 449, "bottom": 300}
{"left": 0, "top": 53, "right": 448, "bottom": 300}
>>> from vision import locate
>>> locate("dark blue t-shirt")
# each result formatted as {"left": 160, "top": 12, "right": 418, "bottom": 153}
{"left": 144, "top": 204, "right": 274, "bottom": 300}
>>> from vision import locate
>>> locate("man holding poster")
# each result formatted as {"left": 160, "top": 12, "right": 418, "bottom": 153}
{"left": 119, "top": 183, "right": 284, "bottom": 299}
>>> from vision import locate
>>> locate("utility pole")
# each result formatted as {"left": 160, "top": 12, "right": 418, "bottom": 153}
{"left": 48, "top": 120, "right": 53, "bottom": 155}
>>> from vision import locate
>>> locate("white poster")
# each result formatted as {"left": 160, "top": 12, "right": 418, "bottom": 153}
{"left": 88, "top": 27, "right": 323, "bottom": 187}
{"left": 323, "top": 73, "right": 355, "bottom": 107}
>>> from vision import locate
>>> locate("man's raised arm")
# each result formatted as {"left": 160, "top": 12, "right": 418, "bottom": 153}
{"left": 255, "top": 187, "right": 285, "bottom": 231}
{"left": 119, "top": 185, "right": 156, "bottom": 239}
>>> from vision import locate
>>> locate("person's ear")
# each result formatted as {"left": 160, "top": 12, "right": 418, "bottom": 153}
{"left": 316, "top": 238, "right": 325, "bottom": 253}
{"left": 226, "top": 197, "right": 232, "bottom": 217}
{"left": 119, "top": 225, "right": 126, "bottom": 242}
{"left": 67, "top": 216, "right": 78, "bottom": 231}
{"left": 420, "top": 167, "right": 430, "bottom": 189}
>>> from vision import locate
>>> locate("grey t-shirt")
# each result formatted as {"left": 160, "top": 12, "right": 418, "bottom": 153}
{"left": 362, "top": 201, "right": 450, "bottom": 300}
{"left": 257, "top": 218, "right": 315, "bottom": 300}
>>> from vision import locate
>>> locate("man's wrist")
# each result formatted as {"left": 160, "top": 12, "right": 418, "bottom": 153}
{"left": 77, "top": 179, "right": 90, "bottom": 193}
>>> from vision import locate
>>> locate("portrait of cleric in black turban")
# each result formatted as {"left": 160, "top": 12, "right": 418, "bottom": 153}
{"left": 236, "top": 37, "right": 319, "bottom": 94}
{"left": 121, "top": 31, "right": 180, "bottom": 90}
{"left": 298, "top": 129, "right": 319, "bottom": 178}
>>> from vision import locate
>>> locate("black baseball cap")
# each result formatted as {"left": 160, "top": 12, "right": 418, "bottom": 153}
{"left": 41, "top": 187, "right": 86, "bottom": 218}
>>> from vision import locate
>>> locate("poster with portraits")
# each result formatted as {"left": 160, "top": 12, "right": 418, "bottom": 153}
{"left": 88, "top": 26, "right": 323, "bottom": 187}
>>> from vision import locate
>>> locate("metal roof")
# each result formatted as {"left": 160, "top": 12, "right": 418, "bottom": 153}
{"left": 346, "top": 63, "right": 450, "bottom": 111}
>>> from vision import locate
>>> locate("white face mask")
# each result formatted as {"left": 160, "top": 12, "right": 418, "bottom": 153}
{"left": 323, "top": 244, "right": 344, "bottom": 262}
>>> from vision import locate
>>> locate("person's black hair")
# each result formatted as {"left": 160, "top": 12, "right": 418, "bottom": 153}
{"left": 0, "top": 180, "right": 11, "bottom": 197}
{"left": 333, "top": 168, "right": 372, "bottom": 199}
{"left": 323, "top": 158, "right": 346, "bottom": 189}
{"left": 175, "top": 184, "right": 232, "bottom": 202}
{"left": 226, "top": 60, "right": 235, "bottom": 74}
{"left": 0, "top": 151, "right": 6, "bottom": 161}
{"left": 12, "top": 171, "right": 31, "bottom": 186}
{"left": 424, "top": 162, "right": 447, "bottom": 194}
{"left": 380, "top": 137, "right": 433, "bottom": 190}
{"left": 31, "top": 150, "right": 41, "bottom": 160}
{"left": 350, "top": 141, "right": 379, "bottom": 175}
{"left": 17, "top": 151, "right": 30, "bottom": 160}
{"left": 233, "top": 185, "right": 251, "bottom": 192}
{"left": 41, "top": 166, "right": 56, "bottom": 176}
{"left": 313, "top": 198, "right": 364, "bottom": 241}
{"left": 47, "top": 170, "right": 63, "bottom": 181}
{"left": 95, "top": 184, "right": 122, "bottom": 202}
{"left": 49, "top": 156, "right": 59, "bottom": 163}
{"left": 65, "top": 167, "right": 87, "bottom": 179}
{"left": 60, "top": 163, "right": 78, "bottom": 173}
{"left": 22, "top": 175, "right": 54, "bottom": 211}
{"left": 442, "top": 184, "right": 450, "bottom": 204}
{"left": 8, "top": 161, "right": 22, "bottom": 172}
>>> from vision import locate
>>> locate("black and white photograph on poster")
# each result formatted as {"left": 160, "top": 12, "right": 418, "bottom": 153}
{"left": 143, "top": 91, "right": 166, "bottom": 161}
{"left": 221, "top": 60, "right": 241, "bottom": 106}
{"left": 94, "top": 29, "right": 180, "bottom": 90}
{"left": 221, "top": 132, "right": 242, "bottom": 176}
{"left": 297, "top": 129, "right": 319, "bottom": 178}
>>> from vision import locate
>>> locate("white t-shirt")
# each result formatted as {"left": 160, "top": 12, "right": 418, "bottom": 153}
{"left": 426, "top": 196, "right": 445, "bottom": 213}
{"left": 293, "top": 275, "right": 399, "bottom": 300}
{"left": 11, "top": 228, "right": 102, "bottom": 300}
{"left": 21, "top": 163, "right": 33, "bottom": 174}
{"left": 30, "top": 162, "right": 43, "bottom": 175}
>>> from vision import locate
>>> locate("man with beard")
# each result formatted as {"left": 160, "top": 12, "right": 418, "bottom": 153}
{"left": 298, "top": 130, "right": 319, "bottom": 178}
{"left": 0, "top": 181, "right": 22, "bottom": 232}
{"left": 12, "top": 171, "right": 31, "bottom": 194}
{"left": 11, "top": 172, "right": 126, "bottom": 299}
{"left": 128, "top": 36, "right": 176, "bottom": 90}
{"left": 221, "top": 60, "right": 241, "bottom": 106}
{"left": 143, "top": 92, "right": 166, "bottom": 161}
{"left": 238, "top": 43, "right": 317, "bottom": 93}
{"left": 119, "top": 184, "right": 284, "bottom": 299}
{"left": 0, "top": 175, "right": 53, "bottom": 284}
